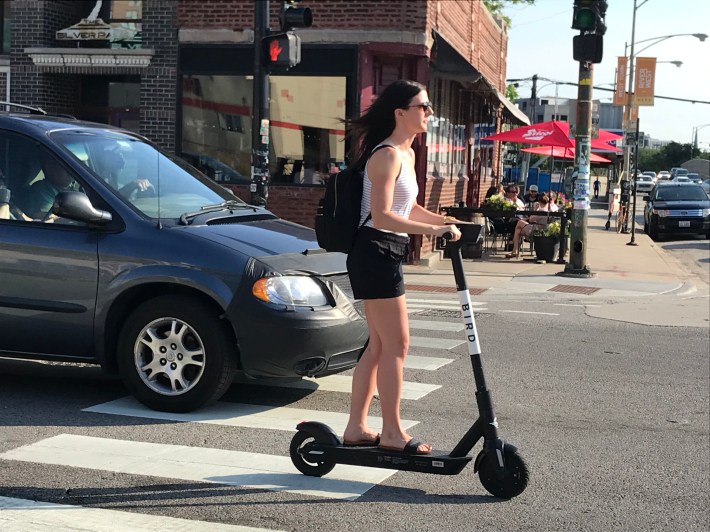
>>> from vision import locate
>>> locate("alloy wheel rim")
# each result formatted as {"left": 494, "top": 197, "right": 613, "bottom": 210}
{"left": 133, "top": 317, "right": 206, "bottom": 396}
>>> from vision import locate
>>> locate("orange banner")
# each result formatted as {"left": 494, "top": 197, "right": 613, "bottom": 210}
{"left": 634, "top": 57, "right": 656, "bottom": 106}
{"left": 614, "top": 56, "right": 627, "bottom": 106}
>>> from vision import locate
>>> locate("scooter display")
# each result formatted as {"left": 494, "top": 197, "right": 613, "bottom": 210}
{"left": 289, "top": 223, "right": 529, "bottom": 499}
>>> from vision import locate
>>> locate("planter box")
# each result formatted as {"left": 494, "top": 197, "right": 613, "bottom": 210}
{"left": 532, "top": 235, "right": 560, "bottom": 262}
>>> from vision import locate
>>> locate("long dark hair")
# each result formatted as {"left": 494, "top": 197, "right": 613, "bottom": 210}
{"left": 345, "top": 80, "right": 426, "bottom": 167}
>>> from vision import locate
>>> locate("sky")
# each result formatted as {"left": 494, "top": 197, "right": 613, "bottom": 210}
{"left": 504, "top": 0, "right": 710, "bottom": 148}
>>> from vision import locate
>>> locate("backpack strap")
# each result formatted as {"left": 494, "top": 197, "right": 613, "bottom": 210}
{"left": 360, "top": 144, "right": 397, "bottom": 230}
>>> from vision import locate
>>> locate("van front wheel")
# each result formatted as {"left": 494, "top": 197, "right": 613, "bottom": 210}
{"left": 117, "top": 295, "right": 237, "bottom": 413}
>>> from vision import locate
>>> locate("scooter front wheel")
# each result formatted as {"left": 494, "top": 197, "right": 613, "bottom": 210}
{"left": 476, "top": 445, "right": 529, "bottom": 499}
{"left": 290, "top": 430, "right": 336, "bottom": 477}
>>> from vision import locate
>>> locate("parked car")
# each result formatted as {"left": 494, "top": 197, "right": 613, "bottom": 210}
{"left": 633, "top": 175, "right": 655, "bottom": 193}
{"left": 657, "top": 170, "right": 671, "bottom": 181}
{"left": 686, "top": 172, "right": 702, "bottom": 184}
{"left": 643, "top": 182, "right": 710, "bottom": 240}
{"left": 702, "top": 179, "right": 710, "bottom": 196}
{"left": 0, "top": 109, "right": 368, "bottom": 413}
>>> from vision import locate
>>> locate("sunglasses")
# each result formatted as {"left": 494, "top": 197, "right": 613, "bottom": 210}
{"left": 407, "top": 102, "right": 434, "bottom": 113}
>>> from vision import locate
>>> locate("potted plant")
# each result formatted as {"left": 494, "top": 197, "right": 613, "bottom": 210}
{"left": 531, "top": 220, "right": 561, "bottom": 262}
{"left": 482, "top": 195, "right": 518, "bottom": 216}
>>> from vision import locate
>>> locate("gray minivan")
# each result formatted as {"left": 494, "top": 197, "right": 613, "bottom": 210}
{"left": 0, "top": 112, "right": 368, "bottom": 412}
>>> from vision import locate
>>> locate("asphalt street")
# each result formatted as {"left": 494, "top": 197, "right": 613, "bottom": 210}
{"left": 1, "top": 292, "right": 708, "bottom": 532}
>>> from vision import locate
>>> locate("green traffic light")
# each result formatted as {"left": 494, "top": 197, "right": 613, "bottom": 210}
{"left": 573, "top": 8, "right": 596, "bottom": 31}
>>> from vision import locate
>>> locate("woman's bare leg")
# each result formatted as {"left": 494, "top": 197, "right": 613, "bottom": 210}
{"left": 343, "top": 319, "right": 382, "bottom": 443}
{"left": 510, "top": 220, "right": 527, "bottom": 255}
{"left": 365, "top": 295, "right": 431, "bottom": 453}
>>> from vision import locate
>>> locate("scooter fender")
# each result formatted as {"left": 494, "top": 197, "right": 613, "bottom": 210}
{"left": 296, "top": 421, "right": 341, "bottom": 446}
{"left": 474, "top": 441, "right": 518, "bottom": 473}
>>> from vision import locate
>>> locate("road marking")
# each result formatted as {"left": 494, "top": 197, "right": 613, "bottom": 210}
{"left": 0, "top": 435, "right": 395, "bottom": 502}
{"left": 403, "top": 355, "right": 454, "bottom": 370}
{"left": 409, "top": 319, "right": 465, "bottom": 332}
{"left": 0, "top": 495, "right": 280, "bottom": 531}
{"left": 554, "top": 303, "right": 601, "bottom": 307}
{"left": 499, "top": 310, "right": 560, "bottom": 316}
{"left": 82, "top": 397, "right": 417, "bottom": 434}
{"left": 407, "top": 302, "right": 486, "bottom": 310}
{"left": 282, "top": 375, "right": 441, "bottom": 400}
{"left": 410, "top": 336, "right": 464, "bottom": 349}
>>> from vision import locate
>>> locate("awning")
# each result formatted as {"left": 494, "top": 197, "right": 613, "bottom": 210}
{"left": 494, "top": 88, "right": 530, "bottom": 126}
{"left": 430, "top": 31, "right": 529, "bottom": 126}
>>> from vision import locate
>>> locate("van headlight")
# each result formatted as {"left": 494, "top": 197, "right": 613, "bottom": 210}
{"left": 703, "top": 208, "right": 710, "bottom": 216}
{"left": 652, "top": 208, "right": 669, "bottom": 217}
{"left": 252, "top": 276, "right": 329, "bottom": 307}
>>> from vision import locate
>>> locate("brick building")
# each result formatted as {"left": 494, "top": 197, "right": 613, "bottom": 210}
{"left": 2, "top": 0, "right": 527, "bottom": 262}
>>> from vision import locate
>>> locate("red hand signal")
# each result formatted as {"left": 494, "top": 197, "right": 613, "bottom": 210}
{"left": 269, "top": 39, "right": 283, "bottom": 62}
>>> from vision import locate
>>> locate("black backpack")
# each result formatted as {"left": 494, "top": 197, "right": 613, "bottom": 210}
{"left": 315, "top": 145, "right": 391, "bottom": 253}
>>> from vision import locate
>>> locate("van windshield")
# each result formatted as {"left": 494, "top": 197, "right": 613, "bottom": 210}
{"left": 50, "top": 129, "right": 245, "bottom": 219}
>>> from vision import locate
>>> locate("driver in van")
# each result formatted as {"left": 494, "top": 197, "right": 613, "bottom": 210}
{"left": 94, "top": 148, "right": 152, "bottom": 198}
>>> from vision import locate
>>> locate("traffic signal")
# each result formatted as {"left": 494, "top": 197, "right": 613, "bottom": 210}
{"left": 573, "top": 33, "right": 603, "bottom": 63}
{"left": 572, "top": 0, "right": 607, "bottom": 35}
{"left": 280, "top": 1, "right": 313, "bottom": 31}
{"left": 263, "top": 32, "right": 301, "bottom": 69}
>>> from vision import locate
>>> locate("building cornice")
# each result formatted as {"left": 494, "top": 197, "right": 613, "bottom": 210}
{"left": 24, "top": 48, "right": 155, "bottom": 68}
{"left": 178, "top": 28, "right": 428, "bottom": 47}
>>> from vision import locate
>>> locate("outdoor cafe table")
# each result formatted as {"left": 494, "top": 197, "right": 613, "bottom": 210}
{"left": 441, "top": 206, "right": 569, "bottom": 263}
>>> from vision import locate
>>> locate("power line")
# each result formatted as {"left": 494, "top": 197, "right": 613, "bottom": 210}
{"left": 508, "top": 77, "right": 710, "bottom": 105}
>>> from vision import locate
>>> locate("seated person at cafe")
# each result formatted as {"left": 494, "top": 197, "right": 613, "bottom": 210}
{"left": 505, "top": 185, "right": 526, "bottom": 210}
{"left": 506, "top": 193, "right": 555, "bottom": 258}
{"left": 485, "top": 183, "right": 505, "bottom": 200}
{"left": 523, "top": 184, "right": 539, "bottom": 206}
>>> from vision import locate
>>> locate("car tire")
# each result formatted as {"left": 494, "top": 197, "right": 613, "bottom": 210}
{"left": 117, "top": 294, "right": 238, "bottom": 413}
{"left": 648, "top": 221, "right": 659, "bottom": 241}
{"left": 643, "top": 219, "right": 649, "bottom": 235}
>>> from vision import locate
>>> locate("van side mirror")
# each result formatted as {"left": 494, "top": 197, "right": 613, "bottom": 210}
{"left": 642, "top": 195, "right": 650, "bottom": 202}
{"left": 52, "top": 191, "right": 112, "bottom": 225}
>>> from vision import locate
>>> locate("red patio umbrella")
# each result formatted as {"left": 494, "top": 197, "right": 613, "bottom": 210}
{"left": 482, "top": 119, "right": 574, "bottom": 148}
{"left": 522, "top": 145, "right": 612, "bottom": 164}
{"left": 595, "top": 129, "right": 624, "bottom": 143}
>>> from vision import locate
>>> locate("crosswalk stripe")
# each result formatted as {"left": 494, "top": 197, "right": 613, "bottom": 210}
{"left": 410, "top": 336, "right": 464, "bottom": 349}
{"left": 281, "top": 375, "right": 441, "bottom": 400}
{"left": 407, "top": 303, "right": 483, "bottom": 310}
{"left": 409, "top": 319, "right": 465, "bottom": 332}
{"left": 82, "top": 397, "right": 418, "bottom": 434}
{"left": 0, "top": 435, "right": 395, "bottom": 502}
{"left": 0, "top": 495, "right": 279, "bottom": 531}
{"left": 408, "top": 298, "right": 487, "bottom": 306}
{"left": 403, "top": 355, "right": 454, "bottom": 370}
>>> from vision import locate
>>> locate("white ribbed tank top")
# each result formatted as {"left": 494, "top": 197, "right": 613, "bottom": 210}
{"left": 359, "top": 144, "right": 419, "bottom": 237}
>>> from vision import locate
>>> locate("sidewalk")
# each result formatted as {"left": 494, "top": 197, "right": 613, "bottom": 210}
{"left": 404, "top": 202, "right": 707, "bottom": 300}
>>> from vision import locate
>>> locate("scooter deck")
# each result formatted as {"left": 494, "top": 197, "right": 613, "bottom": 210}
{"left": 306, "top": 443, "right": 472, "bottom": 475}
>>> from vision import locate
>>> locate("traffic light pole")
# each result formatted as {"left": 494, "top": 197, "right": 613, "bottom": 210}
{"left": 561, "top": 58, "right": 595, "bottom": 277}
{"left": 627, "top": 117, "right": 640, "bottom": 245}
{"left": 251, "top": 0, "right": 270, "bottom": 206}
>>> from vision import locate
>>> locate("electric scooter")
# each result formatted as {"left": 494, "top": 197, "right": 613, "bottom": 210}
{"left": 290, "top": 223, "right": 529, "bottom": 499}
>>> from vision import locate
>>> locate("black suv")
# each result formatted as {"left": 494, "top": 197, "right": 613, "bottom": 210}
{"left": 0, "top": 109, "right": 367, "bottom": 412}
{"left": 643, "top": 182, "right": 710, "bottom": 240}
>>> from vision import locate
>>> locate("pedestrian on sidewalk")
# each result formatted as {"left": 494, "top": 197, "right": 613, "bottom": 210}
{"left": 342, "top": 79, "right": 461, "bottom": 455}
{"left": 593, "top": 177, "right": 601, "bottom": 199}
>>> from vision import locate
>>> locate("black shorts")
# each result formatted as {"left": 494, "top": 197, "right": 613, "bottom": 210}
{"left": 347, "top": 226, "right": 409, "bottom": 300}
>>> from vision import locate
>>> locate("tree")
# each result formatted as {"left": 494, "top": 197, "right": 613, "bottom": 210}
{"left": 637, "top": 141, "right": 709, "bottom": 171}
{"left": 506, "top": 83, "right": 519, "bottom": 102}
{"left": 483, "top": 0, "right": 536, "bottom": 27}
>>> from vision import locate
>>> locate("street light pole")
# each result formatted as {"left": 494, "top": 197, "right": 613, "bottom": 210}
{"left": 622, "top": 0, "right": 641, "bottom": 185}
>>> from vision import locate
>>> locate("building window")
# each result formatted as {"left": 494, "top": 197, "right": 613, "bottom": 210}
{"left": 181, "top": 75, "right": 347, "bottom": 185}
{"left": 109, "top": 0, "right": 142, "bottom": 49}
{"left": 0, "top": 0, "right": 10, "bottom": 54}
{"left": 426, "top": 78, "right": 467, "bottom": 179}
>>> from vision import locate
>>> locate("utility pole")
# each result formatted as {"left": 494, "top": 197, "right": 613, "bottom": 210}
{"left": 251, "top": 0, "right": 270, "bottom": 206}
{"left": 564, "top": 59, "right": 594, "bottom": 275}
{"left": 562, "top": 0, "right": 606, "bottom": 277}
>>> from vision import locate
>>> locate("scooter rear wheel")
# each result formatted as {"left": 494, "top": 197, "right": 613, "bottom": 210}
{"left": 290, "top": 430, "right": 336, "bottom": 477}
{"left": 476, "top": 445, "right": 529, "bottom": 499}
